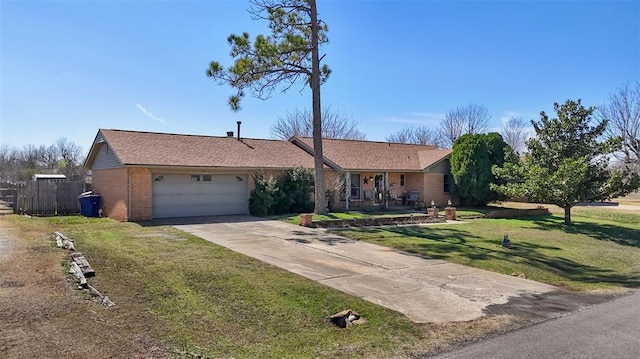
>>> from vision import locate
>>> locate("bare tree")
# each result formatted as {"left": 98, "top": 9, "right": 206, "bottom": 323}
{"left": 56, "top": 137, "right": 83, "bottom": 179}
{"left": 270, "top": 106, "right": 366, "bottom": 140}
{"left": 15, "top": 144, "right": 41, "bottom": 181}
{"left": 501, "top": 117, "right": 530, "bottom": 155}
{"left": 385, "top": 127, "right": 412, "bottom": 144}
{"left": 38, "top": 144, "right": 59, "bottom": 170}
{"left": 20, "top": 144, "right": 40, "bottom": 170}
{"left": 598, "top": 82, "right": 640, "bottom": 170}
{"left": 386, "top": 126, "right": 443, "bottom": 147}
{"left": 0, "top": 145, "right": 19, "bottom": 182}
{"left": 440, "top": 104, "right": 491, "bottom": 147}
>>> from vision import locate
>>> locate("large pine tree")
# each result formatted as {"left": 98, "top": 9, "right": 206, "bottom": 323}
{"left": 493, "top": 99, "right": 640, "bottom": 224}
{"left": 207, "top": 0, "right": 330, "bottom": 214}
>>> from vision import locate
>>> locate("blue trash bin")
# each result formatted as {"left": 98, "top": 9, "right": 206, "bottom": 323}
{"left": 79, "top": 194, "right": 101, "bottom": 217}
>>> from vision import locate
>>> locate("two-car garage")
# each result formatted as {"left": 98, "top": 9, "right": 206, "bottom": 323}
{"left": 151, "top": 173, "right": 249, "bottom": 218}
{"left": 86, "top": 129, "right": 319, "bottom": 221}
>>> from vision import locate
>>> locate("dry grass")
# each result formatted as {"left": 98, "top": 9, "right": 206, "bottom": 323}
{"left": 494, "top": 199, "right": 640, "bottom": 214}
{"left": 0, "top": 219, "right": 168, "bottom": 359}
{"left": 616, "top": 192, "right": 640, "bottom": 206}
{"left": 410, "top": 315, "right": 520, "bottom": 355}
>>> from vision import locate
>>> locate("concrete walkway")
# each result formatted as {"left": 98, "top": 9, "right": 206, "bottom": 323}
{"left": 170, "top": 215, "right": 556, "bottom": 323}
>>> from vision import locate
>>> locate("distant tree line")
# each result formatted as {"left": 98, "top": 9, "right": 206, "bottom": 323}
{"left": 0, "top": 138, "right": 84, "bottom": 182}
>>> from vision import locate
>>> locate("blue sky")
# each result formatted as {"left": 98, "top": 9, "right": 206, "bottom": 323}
{"left": 1, "top": 0, "right": 638, "bottom": 154}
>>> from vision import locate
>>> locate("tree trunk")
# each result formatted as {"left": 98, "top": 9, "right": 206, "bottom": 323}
{"left": 564, "top": 206, "right": 572, "bottom": 225}
{"left": 309, "top": 0, "right": 327, "bottom": 214}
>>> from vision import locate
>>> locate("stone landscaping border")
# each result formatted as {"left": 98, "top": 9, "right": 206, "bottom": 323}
{"left": 302, "top": 214, "right": 446, "bottom": 228}
{"left": 484, "top": 207, "right": 550, "bottom": 218}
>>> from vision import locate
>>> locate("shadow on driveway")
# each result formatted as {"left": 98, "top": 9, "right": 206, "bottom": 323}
{"left": 137, "top": 214, "right": 269, "bottom": 227}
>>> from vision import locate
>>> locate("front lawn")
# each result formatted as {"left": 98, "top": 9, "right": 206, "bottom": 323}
{"left": 335, "top": 210, "right": 640, "bottom": 291}
{"left": 1, "top": 215, "right": 512, "bottom": 358}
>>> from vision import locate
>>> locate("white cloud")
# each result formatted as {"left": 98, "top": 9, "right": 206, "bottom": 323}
{"left": 499, "top": 111, "right": 537, "bottom": 126}
{"left": 383, "top": 112, "right": 445, "bottom": 125}
{"left": 135, "top": 103, "right": 166, "bottom": 123}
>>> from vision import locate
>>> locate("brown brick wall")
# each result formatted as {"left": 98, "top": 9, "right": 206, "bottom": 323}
{"left": 422, "top": 173, "right": 458, "bottom": 207}
{"left": 128, "top": 167, "right": 152, "bottom": 221}
{"left": 404, "top": 172, "right": 424, "bottom": 198}
{"left": 91, "top": 168, "right": 128, "bottom": 221}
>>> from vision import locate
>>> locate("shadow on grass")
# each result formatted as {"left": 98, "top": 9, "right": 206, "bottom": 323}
{"left": 286, "top": 230, "right": 357, "bottom": 246}
{"left": 532, "top": 216, "right": 640, "bottom": 248}
{"left": 351, "top": 225, "right": 640, "bottom": 288}
{"left": 385, "top": 226, "right": 482, "bottom": 245}
{"left": 506, "top": 244, "right": 640, "bottom": 287}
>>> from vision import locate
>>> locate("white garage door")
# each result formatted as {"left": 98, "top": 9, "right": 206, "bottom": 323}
{"left": 152, "top": 173, "right": 248, "bottom": 218}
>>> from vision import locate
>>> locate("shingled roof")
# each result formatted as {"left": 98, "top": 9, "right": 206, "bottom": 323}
{"left": 290, "top": 137, "right": 451, "bottom": 172}
{"left": 85, "top": 129, "right": 316, "bottom": 169}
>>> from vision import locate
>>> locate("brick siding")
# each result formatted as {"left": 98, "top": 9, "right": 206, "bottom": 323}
{"left": 91, "top": 168, "right": 128, "bottom": 221}
{"left": 90, "top": 167, "right": 153, "bottom": 221}
{"left": 422, "top": 173, "right": 458, "bottom": 207}
{"left": 128, "top": 167, "right": 152, "bottom": 221}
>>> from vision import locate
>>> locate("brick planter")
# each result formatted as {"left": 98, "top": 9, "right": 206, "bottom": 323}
{"left": 427, "top": 207, "right": 439, "bottom": 218}
{"left": 445, "top": 207, "right": 456, "bottom": 220}
{"left": 299, "top": 213, "right": 313, "bottom": 226}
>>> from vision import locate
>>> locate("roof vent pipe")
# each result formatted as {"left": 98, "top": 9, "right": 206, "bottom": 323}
{"left": 226, "top": 131, "right": 234, "bottom": 137}
{"left": 236, "top": 121, "right": 241, "bottom": 140}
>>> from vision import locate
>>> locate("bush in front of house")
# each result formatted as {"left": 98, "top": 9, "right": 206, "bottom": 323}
{"left": 451, "top": 132, "right": 516, "bottom": 206}
{"left": 249, "top": 171, "right": 279, "bottom": 216}
{"left": 249, "top": 167, "right": 315, "bottom": 216}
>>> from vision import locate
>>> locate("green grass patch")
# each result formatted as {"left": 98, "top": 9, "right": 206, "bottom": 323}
{"left": 571, "top": 207, "right": 640, "bottom": 226}
{"left": 335, "top": 213, "right": 640, "bottom": 291}
{"left": 4, "top": 215, "right": 430, "bottom": 358}
{"left": 273, "top": 211, "right": 374, "bottom": 225}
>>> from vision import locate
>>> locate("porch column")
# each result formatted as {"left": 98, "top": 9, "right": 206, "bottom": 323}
{"left": 384, "top": 172, "right": 389, "bottom": 209}
{"left": 345, "top": 171, "right": 350, "bottom": 211}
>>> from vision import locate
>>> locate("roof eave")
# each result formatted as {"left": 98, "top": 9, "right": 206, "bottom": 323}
{"left": 338, "top": 168, "right": 425, "bottom": 173}
{"left": 289, "top": 136, "right": 342, "bottom": 170}
{"left": 83, "top": 129, "right": 124, "bottom": 170}
{"left": 122, "top": 164, "right": 325, "bottom": 171}
{"left": 422, "top": 153, "right": 451, "bottom": 173}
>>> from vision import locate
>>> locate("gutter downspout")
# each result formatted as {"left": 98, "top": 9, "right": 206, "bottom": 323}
{"left": 345, "top": 171, "right": 350, "bottom": 211}
{"left": 384, "top": 172, "right": 389, "bottom": 209}
{"left": 127, "top": 169, "right": 132, "bottom": 220}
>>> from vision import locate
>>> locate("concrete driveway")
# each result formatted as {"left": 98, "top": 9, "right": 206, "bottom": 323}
{"left": 171, "top": 215, "right": 557, "bottom": 323}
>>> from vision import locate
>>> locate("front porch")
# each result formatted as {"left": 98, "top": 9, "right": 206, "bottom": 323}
{"left": 328, "top": 170, "right": 458, "bottom": 212}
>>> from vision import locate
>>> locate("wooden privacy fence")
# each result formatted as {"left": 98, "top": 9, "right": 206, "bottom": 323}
{"left": 16, "top": 181, "right": 86, "bottom": 215}
{"left": 0, "top": 183, "right": 18, "bottom": 213}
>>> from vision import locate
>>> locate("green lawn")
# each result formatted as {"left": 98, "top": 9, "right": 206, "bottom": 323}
{"left": 273, "top": 211, "right": 373, "bottom": 225}
{"left": 335, "top": 210, "right": 640, "bottom": 291}
{"left": 3, "top": 215, "right": 508, "bottom": 358}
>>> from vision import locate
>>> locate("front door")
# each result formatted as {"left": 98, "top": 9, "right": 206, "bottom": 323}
{"left": 374, "top": 174, "right": 385, "bottom": 204}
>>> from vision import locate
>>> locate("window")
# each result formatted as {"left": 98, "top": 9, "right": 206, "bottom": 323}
{"left": 350, "top": 173, "right": 361, "bottom": 199}
{"left": 190, "top": 175, "right": 201, "bottom": 182}
{"left": 202, "top": 175, "right": 212, "bottom": 182}
{"left": 400, "top": 173, "right": 405, "bottom": 186}
{"left": 443, "top": 174, "right": 451, "bottom": 193}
